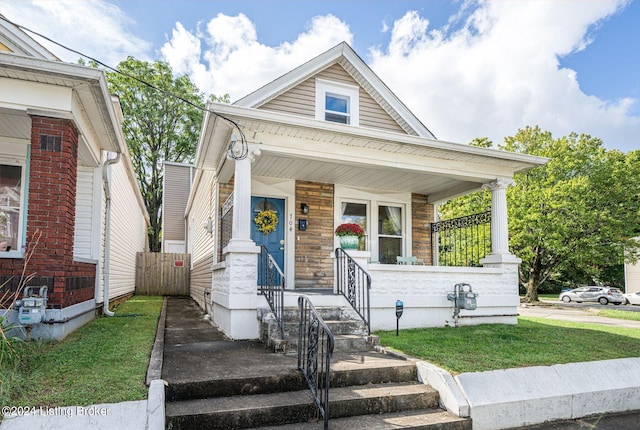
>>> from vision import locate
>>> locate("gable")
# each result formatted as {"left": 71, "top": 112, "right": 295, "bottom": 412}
{"left": 259, "top": 63, "right": 409, "bottom": 135}
{"left": 0, "top": 17, "right": 58, "bottom": 60}
{"left": 235, "top": 42, "right": 434, "bottom": 138}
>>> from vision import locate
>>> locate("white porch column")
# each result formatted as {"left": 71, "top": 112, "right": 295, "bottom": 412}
{"left": 480, "top": 178, "right": 521, "bottom": 265}
{"left": 214, "top": 149, "right": 264, "bottom": 340}
{"left": 225, "top": 149, "right": 261, "bottom": 251}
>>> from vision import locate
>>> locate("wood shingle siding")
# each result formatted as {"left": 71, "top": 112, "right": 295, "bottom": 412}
{"left": 260, "top": 63, "right": 407, "bottom": 134}
{"left": 295, "top": 180, "right": 335, "bottom": 289}
{"left": 411, "top": 193, "right": 435, "bottom": 265}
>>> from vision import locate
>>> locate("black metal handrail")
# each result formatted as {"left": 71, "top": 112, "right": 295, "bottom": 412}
{"left": 297, "top": 295, "right": 334, "bottom": 430}
{"left": 335, "top": 248, "right": 371, "bottom": 335}
{"left": 258, "top": 245, "right": 285, "bottom": 338}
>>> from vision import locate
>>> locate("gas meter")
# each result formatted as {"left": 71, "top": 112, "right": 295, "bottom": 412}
{"left": 17, "top": 286, "right": 48, "bottom": 325}
{"left": 447, "top": 283, "right": 478, "bottom": 326}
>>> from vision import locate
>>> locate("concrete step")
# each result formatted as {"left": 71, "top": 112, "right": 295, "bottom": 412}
{"left": 254, "top": 409, "right": 472, "bottom": 429}
{"left": 167, "top": 352, "right": 416, "bottom": 401}
{"left": 165, "top": 382, "right": 439, "bottom": 430}
{"left": 283, "top": 318, "right": 368, "bottom": 337}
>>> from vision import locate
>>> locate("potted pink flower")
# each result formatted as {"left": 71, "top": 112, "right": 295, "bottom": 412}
{"left": 335, "top": 223, "right": 364, "bottom": 249}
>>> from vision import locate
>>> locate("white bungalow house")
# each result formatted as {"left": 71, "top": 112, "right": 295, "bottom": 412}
{"left": 0, "top": 17, "right": 149, "bottom": 339}
{"left": 184, "top": 42, "right": 547, "bottom": 340}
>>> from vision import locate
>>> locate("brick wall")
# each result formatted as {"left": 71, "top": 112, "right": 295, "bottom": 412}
{"left": 412, "top": 193, "right": 434, "bottom": 265}
{"left": 295, "top": 181, "right": 334, "bottom": 288}
{"left": 0, "top": 116, "right": 96, "bottom": 309}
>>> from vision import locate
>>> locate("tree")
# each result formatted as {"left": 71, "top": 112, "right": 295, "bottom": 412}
{"left": 104, "top": 58, "right": 227, "bottom": 251}
{"left": 502, "top": 127, "right": 640, "bottom": 301}
{"left": 439, "top": 127, "right": 640, "bottom": 301}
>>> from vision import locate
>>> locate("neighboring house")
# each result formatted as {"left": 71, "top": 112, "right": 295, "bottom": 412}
{"left": 0, "top": 17, "right": 149, "bottom": 339}
{"left": 162, "top": 161, "right": 193, "bottom": 253}
{"left": 183, "top": 42, "right": 548, "bottom": 339}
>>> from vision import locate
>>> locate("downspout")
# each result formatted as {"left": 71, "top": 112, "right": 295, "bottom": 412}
{"left": 102, "top": 152, "right": 121, "bottom": 317}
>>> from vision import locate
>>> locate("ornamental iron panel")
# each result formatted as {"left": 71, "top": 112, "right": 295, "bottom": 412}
{"left": 219, "top": 192, "right": 234, "bottom": 262}
{"left": 335, "top": 248, "right": 371, "bottom": 335}
{"left": 298, "top": 295, "right": 334, "bottom": 430}
{"left": 431, "top": 211, "right": 491, "bottom": 267}
{"left": 258, "top": 245, "right": 285, "bottom": 339}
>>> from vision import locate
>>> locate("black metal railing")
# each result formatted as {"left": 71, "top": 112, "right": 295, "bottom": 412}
{"left": 258, "top": 245, "right": 285, "bottom": 338}
{"left": 431, "top": 211, "right": 491, "bottom": 267}
{"left": 219, "top": 192, "right": 234, "bottom": 262}
{"left": 335, "top": 248, "right": 371, "bottom": 335}
{"left": 297, "top": 295, "right": 334, "bottom": 430}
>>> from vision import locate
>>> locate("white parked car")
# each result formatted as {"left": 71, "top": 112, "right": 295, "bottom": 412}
{"left": 623, "top": 291, "right": 640, "bottom": 305}
{"left": 559, "top": 286, "right": 625, "bottom": 305}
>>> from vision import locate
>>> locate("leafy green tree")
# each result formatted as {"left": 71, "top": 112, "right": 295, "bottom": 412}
{"left": 439, "top": 127, "right": 640, "bottom": 301}
{"left": 103, "top": 57, "right": 227, "bottom": 251}
{"left": 503, "top": 127, "right": 639, "bottom": 301}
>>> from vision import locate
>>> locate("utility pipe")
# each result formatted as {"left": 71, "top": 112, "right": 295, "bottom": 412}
{"left": 102, "top": 152, "right": 121, "bottom": 317}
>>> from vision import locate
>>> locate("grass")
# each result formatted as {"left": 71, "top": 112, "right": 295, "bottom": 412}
{"left": 377, "top": 316, "right": 640, "bottom": 375}
{"left": 2, "top": 295, "right": 162, "bottom": 411}
{"left": 593, "top": 308, "right": 640, "bottom": 321}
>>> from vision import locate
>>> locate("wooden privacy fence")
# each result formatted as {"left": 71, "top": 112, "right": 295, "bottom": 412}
{"left": 136, "top": 252, "right": 190, "bottom": 296}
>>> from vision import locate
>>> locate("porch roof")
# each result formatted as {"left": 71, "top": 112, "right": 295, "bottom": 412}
{"left": 0, "top": 52, "right": 124, "bottom": 162}
{"left": 195, "top": 102, "right": 548, "bottom": 204}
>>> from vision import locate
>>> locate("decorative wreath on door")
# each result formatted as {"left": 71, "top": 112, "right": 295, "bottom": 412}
{"left": 254, "top": 209, "right": 278, "bottom": 235}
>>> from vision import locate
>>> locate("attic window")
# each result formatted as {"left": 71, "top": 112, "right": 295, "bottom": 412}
{"left": 315, "top": 79, "right": 359, "bottom": 126}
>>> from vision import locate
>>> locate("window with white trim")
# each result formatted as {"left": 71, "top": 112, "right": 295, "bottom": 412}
{"left": 315, "top": 79, "right": 359, "bottom": 126}
{"left": 0, "top": 142, "right": 28, "bottom": 257}
{"left": 378, "top": 205, "right": 403, "bottom": 264}
{"left": 336, "top": 186, "right": 410, "bottom": 264}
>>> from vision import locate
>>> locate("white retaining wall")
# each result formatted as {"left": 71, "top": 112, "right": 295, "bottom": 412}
{"left": 360, "top": 256, "right": 520, "bottom": 331}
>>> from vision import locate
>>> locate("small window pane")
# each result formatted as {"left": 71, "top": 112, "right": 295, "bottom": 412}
{"left": 378, "top": 206, "right": 402, "bottom": 236}
{"left": 0, "top": 164, "right": 22, "bottom": 253}
{"left": 326, "top": 93, "right": 349, "bottom": 113}
{"left": 341, "top": 202, "right": 367, "bottom": 250}
{"left": 325, "top": 112, "right": 349, "bottom": 124}
{"left": 379, "top": 237, "right": 402, "bottom": 264}
{"left": 341, "top": 202, "right": 367, "bottom": 232}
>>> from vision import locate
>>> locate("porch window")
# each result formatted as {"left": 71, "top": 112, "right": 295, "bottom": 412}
{"left": 0, "top": 163, "right": 26, "bottom": 256}
{"left": 315, "top": 79, "right": 359, "bottom": 126}
{"left": 378, "top": 205, "right": 403, "bottom": 264}
{"left": 341, "top": 202, "right": 367, "bottom": 250}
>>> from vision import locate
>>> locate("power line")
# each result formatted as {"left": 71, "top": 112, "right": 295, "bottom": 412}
{"left": 0, "top": 15, "right": 248, "bottom": 160}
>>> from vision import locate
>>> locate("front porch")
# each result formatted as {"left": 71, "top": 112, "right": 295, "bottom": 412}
{"left": 207, "top": 153, "right": 521, "bottom": 340}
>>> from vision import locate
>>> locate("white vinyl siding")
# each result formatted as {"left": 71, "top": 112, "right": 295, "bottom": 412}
{"left": 260, "top": 63, "right": 407, "bottom": 134}
{"left": 162, "top": 163, "right": 192, "bottom": 245}
{"left": 106, "top": 156, "right": 148, "bottom": 300}
{"left": 187, "top": 170, "right": 216, "bottom": 310}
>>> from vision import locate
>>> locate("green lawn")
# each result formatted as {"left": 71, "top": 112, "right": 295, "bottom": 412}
{"left": 377, "top": 316, "right": 640, "bottom": 374}
{"left": 2, "top": 296, "right": 162, "bottom": 411}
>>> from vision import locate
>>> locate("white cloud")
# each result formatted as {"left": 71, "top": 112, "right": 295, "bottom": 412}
{"left": 161, "top": 13, "right": 352, "bottom": 101}
{"left": 1, "top": 0, "right": 151, "bottom": 66}
{"left": 369, "top": 1, "right": 639, "bottom": 152}
{"left": 4, "top": 0, "right": 636, "bottom": 152}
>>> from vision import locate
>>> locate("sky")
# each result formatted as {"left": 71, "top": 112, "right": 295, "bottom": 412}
{"left": 2, "top": 0, "right": 639, "bottom": 152}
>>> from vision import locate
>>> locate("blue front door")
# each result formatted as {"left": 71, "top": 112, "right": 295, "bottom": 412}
{"left": 251, "top": 197, "right": 285, "bottom": 277}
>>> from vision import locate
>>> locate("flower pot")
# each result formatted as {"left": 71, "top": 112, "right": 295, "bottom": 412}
{"left": 339, "top": 235, "right": 359, "bottom": 250}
